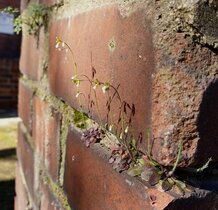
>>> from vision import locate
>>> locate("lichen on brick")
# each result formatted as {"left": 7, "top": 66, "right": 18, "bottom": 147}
{"left": 151, "top": 0, "right": 218, "bottom": 167}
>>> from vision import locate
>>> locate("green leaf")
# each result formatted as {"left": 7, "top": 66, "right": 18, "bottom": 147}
{"left": 161, "top": 178, "right": 173, "bottom": 191}
{"left": 138, "top": 158, "right": 146, "bottom": 165}
{"left": 131, "top": 138, "right": 136, "bottom": 148}
{"left": 127, "top": 165, "right": 144, "bottom": 177}
{"left": 73, "top": 110, "right": 89, "bottom": 129}
{"left": 141, "top": 165, "right": 157, "bottom": 182}
{"left": 196, "top": 157, "right": 212, "bottom": 173}
{"left": 148, "top": 170, "right": 160, "bottom": 186}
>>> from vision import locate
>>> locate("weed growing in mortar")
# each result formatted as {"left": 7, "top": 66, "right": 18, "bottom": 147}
{"left": 55, "top": 37, "right": 213, "bottom": 193}
{"left": 73, "top": 110, "right": 89, "bottom": 129}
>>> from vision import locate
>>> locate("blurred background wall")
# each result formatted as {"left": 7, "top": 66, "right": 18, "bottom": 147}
{"left": 0, "top": 0, "right": 21, "bottom": 115}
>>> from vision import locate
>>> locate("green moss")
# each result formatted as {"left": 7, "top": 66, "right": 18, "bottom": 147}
{"left": 58, "top": 117, "right": 69, "bottom": 186}
{"left": 19, "top": 75, "right": 91, "bottom": 188}
{"left": 73, "top": 110, "right": 88, "bottom": 129}
{"left": 19, "top": 122, "right": 34, "bottom": 151}
{"left": 43, "top": 175, "right": 71, "bottom": 210}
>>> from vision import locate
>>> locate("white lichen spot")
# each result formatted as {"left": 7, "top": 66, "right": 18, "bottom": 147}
{"left": 125, "top": 179, "right": 134, "bottom": 187}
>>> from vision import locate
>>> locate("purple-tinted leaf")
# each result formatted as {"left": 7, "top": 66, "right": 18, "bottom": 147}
{"left": 109, "top": 144, "right": 120, "bottom": 152}
{"left": 162, "top": 179, "right": 173, "bottom": 191}
{"left": 113, "top": 163, "right": 119, "bottom": 170}
{"left": 141, "top": 168, "right": 153, "bottom": 181}
{"left": 81, "top": 127, "right": 103, "bottom": 147}
{"left": 148, "top": 170, "right": 160, "bottom": 186}
{"left": 115, "top": 156, "right": 122, "bottom": 163}
{"left": 85, "top": 140, "right": 90, "bottom": 147}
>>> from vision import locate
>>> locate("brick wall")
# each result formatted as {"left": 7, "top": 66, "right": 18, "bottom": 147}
{"left": 0, "top": 0, "right": 21, "bottom": 111}
{"left": 0, "top": 59, "right": 19, "bottom": 110}
{"left": 16, "top": 0, "right": 218, "bottom": 210}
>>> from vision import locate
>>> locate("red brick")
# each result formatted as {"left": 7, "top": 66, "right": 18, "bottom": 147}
{"left": 165, "top": 191, "right": 218, "bottom": 210}
{"left": 19, "top": 28, "right": 45, "bottom": 80}
{"left": 15, "top": 164, "right": 30, "bottom": 210}
{"left": 45, "top": 109, "right": 61, "bottom": 182}
{"left": 18, "top": 80, "right": 33, "bottom": 134}
{"left": 0, "top": 34, "right": 21, "bottom": 58}
{"left": 0, "top": 0, "right": 20, "bottom": 8}
{"left": 48, "top": 6, "right": 154, "bottom": 148}
{"left": 64, "top": 128, "right": 174, "bottom": 210}
{"left": 38, "top": 28, "right": 47, "bottom": 79}
{"left": 17, "top": 124, "right": 35, "bottom": 200}
{"left": 33, "top": 97, "right": 61, "bottom": 181}
{"left": 14, "top": 197, "right": 17, "bottom": 210}
{"left": 39, "top": 0, "right": 56, "bottom": 6}
{"left": 151, "top": 31, "right": 218, "bottom": 166}
{"left": 0, "top": 59, "right": 19, "bottom": 109}
{"left": 41, "top": 183, "right": 63, "bottom": 210}
{"left": 20, "top": 0, "right": 29, "bottom": 11}
{"left": 32, "top": 97, "right": 48, "bottom": 160}
{"left": 19, "top": 33, "right": 38, "bottom": 79}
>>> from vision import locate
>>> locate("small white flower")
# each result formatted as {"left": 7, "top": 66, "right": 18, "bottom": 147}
{"left": 55, "top": 42, "right": 60, "bottom": 49}
{"left": 124, "top": 126, "right": 129, "bottom": 134}
{"left": 93, "top": 84, "right": 98, "bottom": 90}
{"left": 93, "top": 79, "right": 100, "bottom": 90}
{"left": 71, "top": 75, "right": 77, "bottom": 80}
{"left": 61, "top": 42, "right": 65, "bottom": 48}
{"left": 109, "top": 124, "right": 113, "bottom": 131}
{"left": 102, "top": 83, "right": 109, "bottom": 94}
{"left": 75, "top": 80, "right": 80, "bottom": 87}
{"left": 76, "top": 92, "right": 80, "bottom": 98}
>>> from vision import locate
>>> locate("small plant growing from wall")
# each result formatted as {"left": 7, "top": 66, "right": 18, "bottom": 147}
{"left": 0, "top": 1, "right": 64, "bottom": 36}
{"left": 55, "top": 37, "right": 213, "bottom": 194}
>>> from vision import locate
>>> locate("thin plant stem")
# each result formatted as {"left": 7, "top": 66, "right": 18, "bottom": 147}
{"left": 64, "top": 42, "right": 78, "bottom": 75}
{"left": 168, "top": 140, "right": 183, "bottom": 176}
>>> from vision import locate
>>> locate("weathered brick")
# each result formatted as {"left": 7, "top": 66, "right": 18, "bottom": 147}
{"left": 18, "top": 80, "right": 33, "bottom": 134}
{"left": 165, "top": 191, "right": 218, "bottom": 210}
{"left": 15, "top": 164, "right": 30, "bottom": 210}
{"left": 41, "top": 183, "right": 63, "bottom": 210}
{"left": 19, "top": 33, "right": 39, "bottom": 79}
{"left": 48, "top": 5, "right": 154, "bottom": 148}
{"left": 16, "top": 2, "right": 218, "bottom": 210}
{"left": 20, "top": 0, "right": 28, "bottom": 11}
{"left": 64, "top": 128, "right": 175, "bottom": 210}
{"left": 151, "top": 2, "right": 218, "bottom": 166}
{"left": 39, "top": 0, "right": 56, "bottom": 6}
{"left": 32, "top": 97, "right": 48, "bottom": 160}
{"left": 14, "top": 197, "right": 17, "bottom": 210}
{"left": 45, "top": 109, "right": 61, "bottom": 182}
{"left": 17, "top": 124, "right": 35, "bottom": 200}
{"left": 33, "top": 97, "right": 61, "bottom": 181}
{"left": 19, "top": 28, "right": 45, "bottom": 80}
